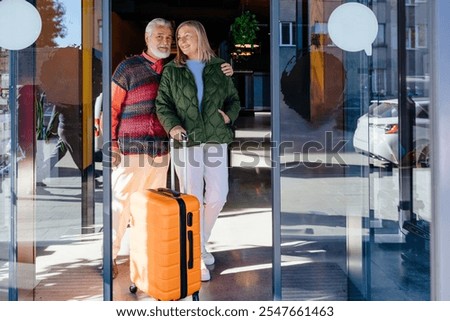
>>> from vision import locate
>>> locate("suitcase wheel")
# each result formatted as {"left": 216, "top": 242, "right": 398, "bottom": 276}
{"left": 192, "top": 292, "right": 199, "bottom": 301}
{"left": 129, "top": 283, "right": 138, "bottom": 294}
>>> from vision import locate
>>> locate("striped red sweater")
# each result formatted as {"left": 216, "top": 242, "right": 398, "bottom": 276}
{"left": 112, "top": 54, "right": 168, "bottom": 156}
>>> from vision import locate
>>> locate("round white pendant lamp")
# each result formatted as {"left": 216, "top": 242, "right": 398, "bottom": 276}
{"left": 0, "top": 0, "right": 42, "bottom": 50}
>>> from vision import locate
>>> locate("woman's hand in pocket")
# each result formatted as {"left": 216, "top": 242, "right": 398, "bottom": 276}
{"left": 218, "top": 109, "right": 230, "bottom": 124}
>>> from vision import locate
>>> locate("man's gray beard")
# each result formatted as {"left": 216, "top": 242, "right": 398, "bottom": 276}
{"left": 150, "top": 48, "right": 170, "bottom": 59}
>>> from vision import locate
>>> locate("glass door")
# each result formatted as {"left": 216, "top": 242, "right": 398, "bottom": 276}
{"left": 273, "top": 0, "right": 431, "bottom": 300}
{"left": 366, "top": 0, "right": 431, "bottom": 300}
{"left": 0, "top": 49, "right": 12, "bottom": 300}
{"left": 1, "top": 0, "right": 104, "bottom": 301}
{"left": 32, "top": 0, "right": 104, "bottom": 301}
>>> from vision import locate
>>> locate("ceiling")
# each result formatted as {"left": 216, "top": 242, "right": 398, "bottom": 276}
{"left": 112, "top": 0, "right": 270, "bottom": 46}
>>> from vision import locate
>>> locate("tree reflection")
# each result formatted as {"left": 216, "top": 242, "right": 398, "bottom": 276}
{"left": 36, "top": 0, "right": 67, "bottom": 47}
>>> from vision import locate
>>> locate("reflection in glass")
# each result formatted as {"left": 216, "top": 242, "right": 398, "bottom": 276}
{"left": 0, "top": 48, "right": 11, "bottom": 300}
{"left": 0, "top": 0, "right": 104, "bottom": 301}
{"left": 278, "top": 0, "right": 430, "bottom": 300}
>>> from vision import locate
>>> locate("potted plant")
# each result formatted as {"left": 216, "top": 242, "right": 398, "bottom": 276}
{"left": 35, "top": 91, "right": 59, "bottom": 184}
{"left": 230, "top": 11, "right": 260, "bottom": 63}
{"left": 36, "top": 91, "right": 46, "bottom": 140}
{"left": 36, "top": 91, "right": 58, "bottom": 142}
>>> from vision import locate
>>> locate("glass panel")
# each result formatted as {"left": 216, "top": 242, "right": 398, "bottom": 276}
{"left": 2, "top": 0, "right": 104, "bottom": 300}
{"left": 279, "top": 0, "right": 357, "bottom": 300}
{"left": 367, "top": 0, "right": 430, "bottom": 300}
{"left": 278, "top": 0, "right": 431, "bottom": 300}
{"left": 0, "top": 49, "right": 11, "bottom": 301}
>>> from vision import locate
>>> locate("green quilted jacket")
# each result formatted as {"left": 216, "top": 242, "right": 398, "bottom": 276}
{"left": 156, "top": 57, "right": 241, "bottom": 146}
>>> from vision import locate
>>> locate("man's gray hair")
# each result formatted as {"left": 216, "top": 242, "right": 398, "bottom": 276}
{"left": 145, "top": 18, "right": 173, "bottom": 35}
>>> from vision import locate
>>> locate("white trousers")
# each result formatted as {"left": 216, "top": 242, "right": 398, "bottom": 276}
{"left": 172, "top": 143, "right": 229, "bottom": 250}
{"left": 112, "top": 153, "right": 169, "bottom": 259}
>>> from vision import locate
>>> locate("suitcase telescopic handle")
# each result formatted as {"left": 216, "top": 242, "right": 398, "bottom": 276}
{"left": 170, "top": 133, "right": 188, "bottom": 193}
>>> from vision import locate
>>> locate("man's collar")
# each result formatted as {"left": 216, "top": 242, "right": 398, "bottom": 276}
{"left": 142, "top": 51, "right": 164, "bottom": 73}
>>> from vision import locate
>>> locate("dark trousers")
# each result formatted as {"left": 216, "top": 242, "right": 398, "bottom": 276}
{"left": 45, "top": 126, "right": 83, "bottom": 172}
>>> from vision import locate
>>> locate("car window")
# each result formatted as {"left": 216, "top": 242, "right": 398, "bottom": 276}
{"left": 369, "top": 102, "right": 398, "bottom": 118}
{"left": 368, "top": 99, "right": 429, "bottom": 119}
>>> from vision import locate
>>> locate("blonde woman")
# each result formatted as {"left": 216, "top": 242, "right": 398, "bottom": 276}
{"left": 156, "top": 20, "right": 241, "bottom": 282}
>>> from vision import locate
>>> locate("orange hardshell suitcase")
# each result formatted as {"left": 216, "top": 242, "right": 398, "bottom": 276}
{"left": 128, "top": 137, "right": 201, "bottom": 301}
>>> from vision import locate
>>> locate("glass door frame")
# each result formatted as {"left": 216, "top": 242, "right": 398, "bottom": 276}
{"left": 269, "top": 0, "right": 450, "bottom": 301}
{"left": 270, "top": 0, "right": 282, "bottom": 301}
{"left": 431, "top": 0, "right": 450, "bottom": 301}
{"left": 102, "top": 0, "right": 113, "bottom": 301}
{"left": 8, "top": 51, "right": 18, "bottom": 301}
{"left": 94, "top": 0, "right": 450, "bottom": 302}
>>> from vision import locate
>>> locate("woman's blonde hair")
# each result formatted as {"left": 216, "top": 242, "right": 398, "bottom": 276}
{"left": 174, "top": 20, "right": 216, "bottom": 65}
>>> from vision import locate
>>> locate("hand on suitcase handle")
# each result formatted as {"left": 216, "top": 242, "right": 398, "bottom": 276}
{"left": 169, "top": 130, "right": 188, "bottom": 193}
{"left": 169, "top": 125, "right": 188, "bottom": 142}
{"left": 156, "top": 188, "right": 181, "bottom": 198}
{"left": 111, "top": 142, "right": 121, "bottom": 169}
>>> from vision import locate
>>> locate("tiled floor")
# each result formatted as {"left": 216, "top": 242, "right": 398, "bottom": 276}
{"left": 113, "top": 166, "right": 273, "bottom": 301}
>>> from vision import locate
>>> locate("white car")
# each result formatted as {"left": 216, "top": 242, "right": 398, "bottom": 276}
{"left": 353, "top": 98, "right": 430, "bottom": 167}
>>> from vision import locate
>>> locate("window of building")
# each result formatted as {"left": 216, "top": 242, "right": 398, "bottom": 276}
{"left": 98, "top": 19, "right": 103, "bottom": 44}
{"left": 407, "top": 24, "right": 428, "bottom": 49}
{"left": 375, "top": 23, "right": 386, "bottom": 45}
{"left": 406, "top": 0, "right": 427, "bottom": 6}
{"left": 279, "top": 22, "right": 295, "bottom": 46}
{"left": 372, "top": 68, "right": 387, "bottom": 94}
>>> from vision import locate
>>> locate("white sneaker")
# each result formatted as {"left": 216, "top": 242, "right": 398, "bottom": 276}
{"left": 201, "top": 250, "right": 215, "bottom": 265}
{"left": 201, "top": 260, "right": 211, "bottom": 282}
